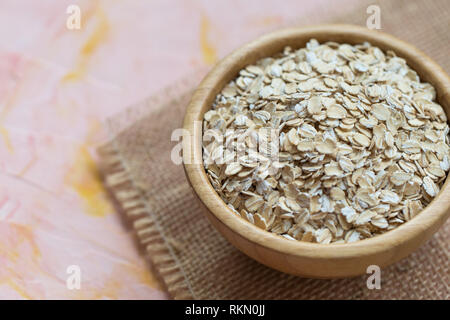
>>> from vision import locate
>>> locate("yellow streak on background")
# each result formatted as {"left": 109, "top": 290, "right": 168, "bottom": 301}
{"left": 6, "top": 279, "right": 33, "bottom": 300}
{"left": 131, "top": 263, "right": 164, "bottom": 291}
{"left": 64, "top": 261, "right": 164, "bottom": 299}
{"left": 0, "top": 126, "right": 13, "bottom": 153}
{"left": 65, "top": 145, "right": 112, "bottom": 217}
{"left": 0, "top": 225, "right": 41, "bottom": 263}
{"left": 0, "top": 225, "right": 41, "bottom": 300}
{"left": 200, "top": 15, "right": 217, "bottom": 65}
{"left": 18, "top": 157, "right": 37, "bottom": 177}
{"left": 63, "top": 7, "right": 109, "bottom": 81}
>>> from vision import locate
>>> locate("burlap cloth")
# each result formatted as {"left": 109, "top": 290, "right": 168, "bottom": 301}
{"left": 98, "top": 0, "right": 450, "bottom": 299}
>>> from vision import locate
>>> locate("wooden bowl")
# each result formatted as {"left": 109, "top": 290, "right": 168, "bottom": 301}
{"left": 182, "top": 24, "right": 450, "bottom": 278}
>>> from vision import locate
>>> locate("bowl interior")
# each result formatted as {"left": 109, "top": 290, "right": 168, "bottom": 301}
{"left": 183, "top": 24, "right": 450, "bottom": 258}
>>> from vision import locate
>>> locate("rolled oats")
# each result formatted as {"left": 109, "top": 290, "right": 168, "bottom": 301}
{"left": 202, "top": 39, "right": 450, "bottom": 244}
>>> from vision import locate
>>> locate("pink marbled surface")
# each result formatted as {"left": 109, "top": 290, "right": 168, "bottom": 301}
{"left": 0, "top": 0, "right": 357, "bottom": 299}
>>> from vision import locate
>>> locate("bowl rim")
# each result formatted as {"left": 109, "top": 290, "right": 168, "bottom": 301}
{"left": 183, "top": 24, "right": 450, "bottom": 260}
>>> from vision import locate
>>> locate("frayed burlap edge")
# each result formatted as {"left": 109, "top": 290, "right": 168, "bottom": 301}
{"left": 98, "top": 143, "right": 194, "bottom": 300}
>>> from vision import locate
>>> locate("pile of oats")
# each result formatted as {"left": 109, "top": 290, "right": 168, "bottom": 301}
{"left": 202, "top": 39, "right": 450, "bottom": 244}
